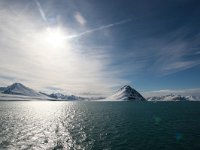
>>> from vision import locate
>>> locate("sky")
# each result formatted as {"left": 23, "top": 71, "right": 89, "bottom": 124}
{"left": 0, "top": 0, "right": 200, "bottom": 97}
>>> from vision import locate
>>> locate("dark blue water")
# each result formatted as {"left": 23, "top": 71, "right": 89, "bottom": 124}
{"left": 0, "top": 101, "right": 200, "bottom": 150}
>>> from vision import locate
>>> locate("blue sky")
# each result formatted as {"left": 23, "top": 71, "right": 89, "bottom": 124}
{"left": 0, "top": 0, "right": 200, "bottom": 96}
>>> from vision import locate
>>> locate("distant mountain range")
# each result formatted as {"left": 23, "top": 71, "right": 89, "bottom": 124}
{"left": 0, "top": 83, "right": 199, "bottom": 101}
{"left": 146, "top": 94, "right": 200, "bottom": 101}
{"left": 42, "top": 92, "right": 85, "bottom": 100}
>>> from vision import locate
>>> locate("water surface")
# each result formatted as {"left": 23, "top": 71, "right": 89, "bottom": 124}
{"left": 0, "top": 101, "right": 200, "bottom": 149}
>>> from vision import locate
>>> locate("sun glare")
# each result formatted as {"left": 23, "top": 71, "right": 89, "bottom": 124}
{"left": 35, "top": 26, "right": 72, "bottom": 59}
{"left": 45, "top": 27, "right": 66, "bottom": 48}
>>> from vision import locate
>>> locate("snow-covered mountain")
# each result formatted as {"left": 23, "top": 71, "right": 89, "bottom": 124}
{"left": 107, "top": 85, "right": 146, "bottom": 101}
{"left": 3, "top": 83, "right": 42, "bottom": 97}
{"left": 49, "top": 93, "right": 65, "bottom": 99}
{"left": 48, "top": 92, "right": 85, "bottom": 100}
{"left": 185, "top": 96, "right": 200, "bottom": 101}
{"left": 0, "top": 87, "right": 6, "bottom": 92}
{"left": 146, "top": 94, "right": 200, "bottom": 101}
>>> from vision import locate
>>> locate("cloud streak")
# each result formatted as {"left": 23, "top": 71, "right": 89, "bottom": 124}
{"left": 34, "top": 0, "right": 47, "bottom": 22}
{"left": 67, "top": 18, "right": 132, "bottom": 39}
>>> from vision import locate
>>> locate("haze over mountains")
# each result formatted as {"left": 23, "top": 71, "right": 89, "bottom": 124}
{"left": 0, "top": 83, "right": 199, "bottom": 101}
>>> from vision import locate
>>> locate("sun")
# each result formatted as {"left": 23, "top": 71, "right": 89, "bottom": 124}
{"left": 45, "top": 27, "right": 66, "bottom": 48}
{"left": 35, "top": 26, "right": 72, "bottom": 58}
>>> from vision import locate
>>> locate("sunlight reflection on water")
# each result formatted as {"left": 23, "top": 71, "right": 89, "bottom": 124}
{"left": 0, "top": 102, "right": 94, "bottom": 150}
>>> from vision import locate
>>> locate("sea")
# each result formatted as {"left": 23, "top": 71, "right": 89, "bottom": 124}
{"left": 0, "top": 101, "right": 200, "bottom": 150}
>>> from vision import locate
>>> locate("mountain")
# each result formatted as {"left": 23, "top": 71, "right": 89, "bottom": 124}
{"left": 3, "top": 83, "right": 42, "bottom": 97}
{"left": 107, "top": 85, "right": 146, "bottom": 101}
{"left": 0, "top": 87, "right": 6, "bottom": 92}
{"left": 49, "top": 93, "right": 65, "bottom": 99}
{"left": 185, "top": 96, "right": 200, "bottom": 101}
{"left": 146, "top": 94, "right": 200, "bottom": 101}
{"left": 48, "top": 92, "right": 85, "bottom": 100}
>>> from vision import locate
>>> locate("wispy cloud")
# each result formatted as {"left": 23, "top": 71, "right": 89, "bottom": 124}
{"left": 34, "top": 0, "right": 47, "bottom": 22}
{"left": 0, "top": 4, "right": 128, "bottom": 96}
{"left": 131, "top": 25, "right": 199, "bottom": 79}
{"left": 74, "top": 12, "right": 87, "bottom": 26}
{"left": 138, "top": 26, "right": 200, "bottom": 76}
{"left": 34, "top": 0, "right": 131, "bottom": 39}
{"left": 163, "top": 61, "right": 200, "bottom": 73}
{"left": 67, "top": 18, "right": 132, "bottom": 39}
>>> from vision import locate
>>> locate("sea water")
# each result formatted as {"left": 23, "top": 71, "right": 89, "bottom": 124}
{"left": 0, "top": 101, "right": 200, "bottom": 150}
